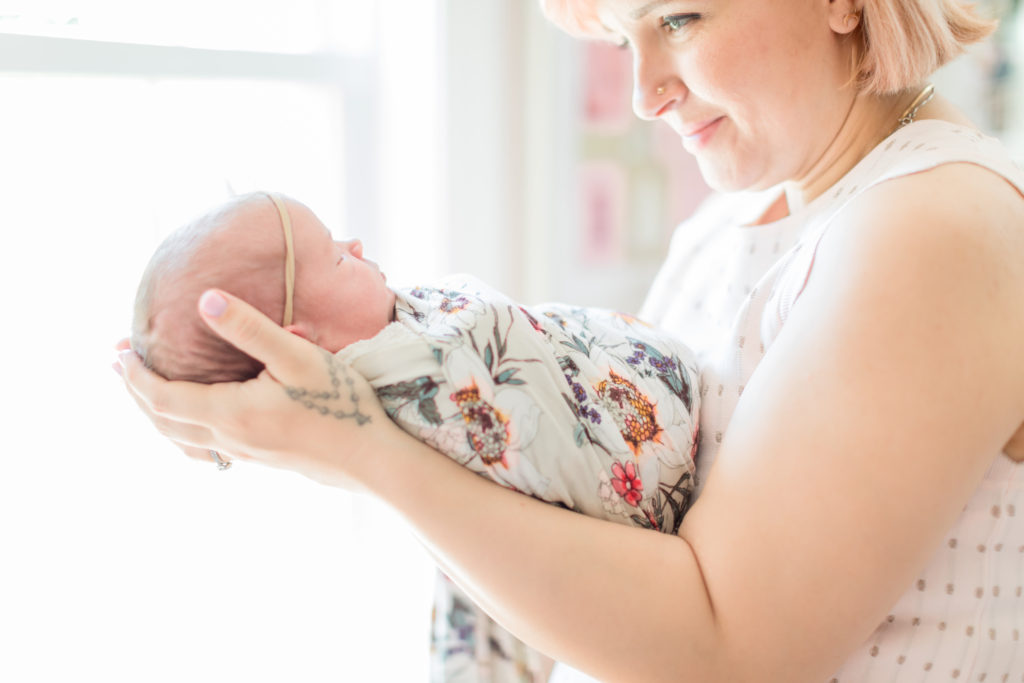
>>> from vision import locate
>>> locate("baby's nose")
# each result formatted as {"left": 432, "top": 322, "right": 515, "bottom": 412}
{"left": 339, "top": 238, "right": 363, "bottom": 259}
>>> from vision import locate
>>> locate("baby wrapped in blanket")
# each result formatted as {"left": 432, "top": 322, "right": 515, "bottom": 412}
{"left": 344, "top": 274, "right": 699, "bottom": 529}
{"left": 132, "top": 193, "right": 700, "bottom": 680}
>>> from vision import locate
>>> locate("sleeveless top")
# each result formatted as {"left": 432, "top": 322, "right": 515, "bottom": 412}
{"left": 552, "top": 120, "right": 1024, "bottom": 682}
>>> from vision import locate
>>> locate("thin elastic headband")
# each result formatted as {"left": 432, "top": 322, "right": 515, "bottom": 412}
{"left": 264, "top": 192, "right": 295, "bottom": 327}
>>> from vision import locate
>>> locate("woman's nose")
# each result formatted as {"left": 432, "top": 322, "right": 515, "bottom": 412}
{"left": 632, "top": 55, "right": 682, "bottom": 121}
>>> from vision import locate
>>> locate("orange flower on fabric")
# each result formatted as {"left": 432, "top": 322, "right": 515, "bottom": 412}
{"left": 451, "top": 381, "right": 511, "bottom": 468}
{"left": 595, "top": 369, "right": 662, "bottom": 456}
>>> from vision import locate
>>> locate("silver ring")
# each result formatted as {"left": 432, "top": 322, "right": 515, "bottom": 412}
{"left": 209, "top": 449, "right": 232, "bottom": 471}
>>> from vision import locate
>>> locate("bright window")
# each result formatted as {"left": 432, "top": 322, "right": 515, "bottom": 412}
{"left": 0, "top": 3, "right": 438, "bottom": 681}
{"left": 0, "top": 0, "right": 374, "bottom": 53}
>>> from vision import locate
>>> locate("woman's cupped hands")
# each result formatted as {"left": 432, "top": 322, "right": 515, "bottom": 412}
{"left": 115, "top": 289, "right": 396, "bottom": 490}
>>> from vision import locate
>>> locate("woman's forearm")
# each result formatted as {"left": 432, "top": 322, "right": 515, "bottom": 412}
{"left": 364, "top": 429, "right": 724, "bottom": 683}
{"left": 117, "top": 292, "right": 720, "bottom": 679}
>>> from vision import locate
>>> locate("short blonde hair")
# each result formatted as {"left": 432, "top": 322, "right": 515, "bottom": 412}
{"left": 539, "top": 0, "right": 996, "bottom": 94}
{"left": 853, "top": 0, "right": 995, "bottom": 93}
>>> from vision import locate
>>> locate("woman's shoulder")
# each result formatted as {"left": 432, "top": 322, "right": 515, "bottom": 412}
{"left": 846, "top": 119, "right": 1024, "bottom": 201}
{"left": 810, "top": 154, "right": 1024, "bottom": 354}
{"left": 810, "top": 119, "right": 1023, "bottom": 290}
{"left": 761, "top": 124, "right": 1024, "bottom": 387}
{"left": 844, "top": 128, "right": 1023, "bottom": 252}
{"left": 841, "top": 157, "right": 1022, "bottom": 247}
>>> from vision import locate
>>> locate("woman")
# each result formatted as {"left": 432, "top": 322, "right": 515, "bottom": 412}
{"left": 117, "top": 0, "right": 1024, "bottom": 680}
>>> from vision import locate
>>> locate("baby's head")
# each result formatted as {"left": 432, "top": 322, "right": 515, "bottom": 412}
{"left": 132, "top": 192, "right": 396, "bottom": 383}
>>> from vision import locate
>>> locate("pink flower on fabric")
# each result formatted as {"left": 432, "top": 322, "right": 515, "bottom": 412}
{"left": 610, "top": 461, "right": 643, "bottom": 507}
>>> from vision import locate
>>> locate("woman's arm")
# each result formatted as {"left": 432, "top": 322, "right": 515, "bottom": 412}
{"left": 673, "top": 163, "right": 1024, "bottom": 680}
{"left": 415, "top": 164, "right": 1024, "bottom": 682}
{"left": 117, "top": 296, "right": 723, "bottom": 676}
{"left": 119, "top": 164, "right": 1024, "bottom": 682}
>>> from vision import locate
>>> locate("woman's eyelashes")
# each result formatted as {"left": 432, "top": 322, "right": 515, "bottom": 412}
{"left": 661, "top": 13, "right": 699, "bottom": 33}
{"left": 616, "top": 13, "right": 700, "bottom": 48}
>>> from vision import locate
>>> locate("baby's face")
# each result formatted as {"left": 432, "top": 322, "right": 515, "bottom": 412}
{"left": 288, "top": 203, "right": 396, "bottom": 352}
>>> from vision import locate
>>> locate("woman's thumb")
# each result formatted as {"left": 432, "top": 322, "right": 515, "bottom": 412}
{"left": 198, "top": 289, "right": 306, "bottom": 378}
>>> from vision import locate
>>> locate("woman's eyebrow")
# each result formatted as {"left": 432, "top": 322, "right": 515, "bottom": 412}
{"left": 630, "top": 0, "right": 676, "bottom": 20}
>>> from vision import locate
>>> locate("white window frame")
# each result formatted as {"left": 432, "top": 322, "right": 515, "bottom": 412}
{"left": 0, "top": 31, "right": 379, "bottom": 252}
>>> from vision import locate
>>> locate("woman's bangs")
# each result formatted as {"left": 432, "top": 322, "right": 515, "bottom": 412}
{"left": 539, "top": 0, "right": 610, "bottom": 38}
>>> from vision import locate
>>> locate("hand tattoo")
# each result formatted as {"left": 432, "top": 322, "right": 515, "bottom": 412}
{"left": 284, "top": 350, "right": 372, "bottom": 424}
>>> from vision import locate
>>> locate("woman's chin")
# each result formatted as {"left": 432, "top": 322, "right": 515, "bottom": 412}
{"left": 695, "top": 156, "right": 778, "bottom": 195}
{"left": 696, "top": 163, "right": 749, "bottom": 194}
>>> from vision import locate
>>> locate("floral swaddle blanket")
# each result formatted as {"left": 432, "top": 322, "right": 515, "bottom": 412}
{"left": 336, "top": 274, "right": 700, "bottom": 682}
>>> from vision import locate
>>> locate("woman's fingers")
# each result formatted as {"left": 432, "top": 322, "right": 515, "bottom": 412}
{"left": 182, "top": 443, "right": 245, "bottom": 468}
{"left": 196, "top": 289, "right": 310, "bottom": 381}
{"left": 153, "top": 414, "right": 218, "bottom": 449}
{"left": 114, "top": 289, "right": 390, "bottom": 485}
{"left": 183, "top": 444, "right": 219, "bottom": 464}
{"left": 120, "top": 367, "right": 246, "bottom": 464}
{"left": 119, "top": 365, "right": 218, "bottom": 446}
{"left": 118, "top": 348, "right": 229, "bottom": 424}
{"left": 117, "top": 356, "right": 238, "bottom": 464}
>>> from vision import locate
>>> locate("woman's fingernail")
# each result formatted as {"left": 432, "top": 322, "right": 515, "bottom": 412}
{"left": 111, "top": 361, "right": 124, "bottom": 377}
{"left": 200, "top": 291, "right": 227, "bottom": 318}
{"left": 118, "top": 349, "right": 136, "bottom": 365}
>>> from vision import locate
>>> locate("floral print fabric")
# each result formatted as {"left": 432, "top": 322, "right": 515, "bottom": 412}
{"left": 336, "top": 274, "right": 700, "bottom": 681}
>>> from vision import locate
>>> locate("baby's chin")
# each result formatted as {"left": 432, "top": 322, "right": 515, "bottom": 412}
{"left": 319, "top": 319, "right": 394, "bottom": 354}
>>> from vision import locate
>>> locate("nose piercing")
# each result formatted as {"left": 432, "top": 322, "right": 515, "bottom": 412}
{"left": 656, "top": 86, "right": 666, "bottom": 96}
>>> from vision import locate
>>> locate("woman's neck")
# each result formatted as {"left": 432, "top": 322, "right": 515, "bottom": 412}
{"left": 781, "top": 88, "right": 933, "bottom": 213}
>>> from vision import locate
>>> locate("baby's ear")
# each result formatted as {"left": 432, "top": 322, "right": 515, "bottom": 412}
{"left": 283, "top": 323, "right": 317, "bottom": 344}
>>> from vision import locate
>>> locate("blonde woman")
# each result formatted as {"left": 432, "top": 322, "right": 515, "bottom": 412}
{"left": 118, "top": 0, "right": 1024, "bottom": 680}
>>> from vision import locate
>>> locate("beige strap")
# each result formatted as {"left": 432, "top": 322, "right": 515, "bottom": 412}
{"left": 265, "top": 192, "right": 295, "bottom": 327}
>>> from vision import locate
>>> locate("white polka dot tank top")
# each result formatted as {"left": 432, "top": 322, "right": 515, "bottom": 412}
{"left": 638, "top": 120, "right": 1024, "bottom": 682}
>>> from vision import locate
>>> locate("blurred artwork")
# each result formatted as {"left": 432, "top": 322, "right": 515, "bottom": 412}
{"left": 580, "top": 161, "right": 627, "bottom": 263}
{"left": 577, "top": 43, "right": 710, "bottom": 267}
{"left": 562, "top": 31, "right": 712, "bottom": 311}
{"left": 583, "top": 42, "right": 633, "bottom": 133}
{"left": 652, "top": 124, "right": 713, "bottom": 229}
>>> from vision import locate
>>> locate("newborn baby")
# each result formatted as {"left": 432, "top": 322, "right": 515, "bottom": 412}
{"left": 132, "top": 193, "right": 396, "bottom": 384}
{"left": 133, "top": 192, "right": 700, "bottom": 531}
{"left": 133, "top": 192, "right": 701, "bottom": 680}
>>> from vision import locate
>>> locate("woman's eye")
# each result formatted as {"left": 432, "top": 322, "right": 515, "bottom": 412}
{"left": 661, "top": 14, "right": 699, "bottom": 32}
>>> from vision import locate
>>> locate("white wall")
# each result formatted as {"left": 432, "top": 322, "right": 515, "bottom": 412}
{"left": 439, "top": 0, "right": 1024, "bottom": 314}
{"left": 437, "top": 1, "right": 582, "bottom": 304}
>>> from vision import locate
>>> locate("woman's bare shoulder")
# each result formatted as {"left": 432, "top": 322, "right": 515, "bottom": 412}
{"left": 677, "top": 157, "right": 1024, "bottom": 681}
{"left": 798, "top": 157, "right": 1024, "bottom": 414}
{"left": 821, "top": 160, "right": 1024, "bottom": 310}
{"left": 850, "top": 159, "right": 1024, "bottom": 243}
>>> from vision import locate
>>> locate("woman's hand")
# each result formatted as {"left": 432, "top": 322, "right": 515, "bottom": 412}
{"left": 115, "top": 290, "right": 395, "bottom": 488}
{"left": 114, "top": 337, "right": 227, "bottom": 467}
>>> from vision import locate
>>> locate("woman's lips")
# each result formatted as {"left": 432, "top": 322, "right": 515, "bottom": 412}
{"left": 681, "top": 116, "right": 724, "bottom": 149}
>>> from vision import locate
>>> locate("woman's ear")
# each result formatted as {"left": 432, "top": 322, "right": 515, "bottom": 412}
{"left": 828, "top": 0, "right": 863, "bottom": 34}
